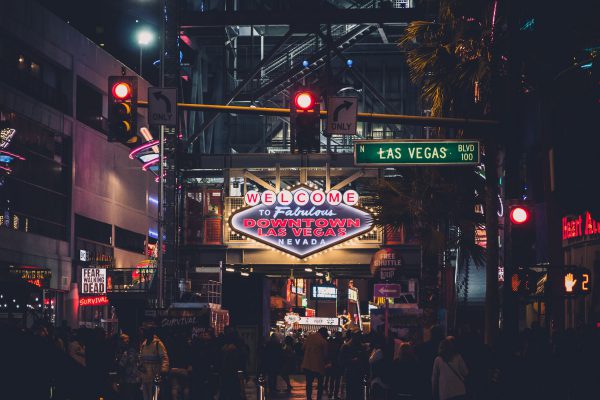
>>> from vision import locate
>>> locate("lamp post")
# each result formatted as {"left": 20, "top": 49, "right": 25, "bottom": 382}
{"left": 137, "top": 29, "right": 154, "bottom": 76}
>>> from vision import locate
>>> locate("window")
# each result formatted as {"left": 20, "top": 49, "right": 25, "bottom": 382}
{"left": 0, "top": 34, "right": 70, "bottom": 114}
{"left": 75, "top": 214, "right": 112, "bottom": 245}
{"left": 76, "top": 78, "right": 105, "bottom": 133}
{"left": 184, "top": 187, "right": 223, "bottom": 245}
{"left": 0, "top": 109, "right": 70, "bottom": 241}
{"left": 115, "top": 226, "right": 146, "bottom": 254}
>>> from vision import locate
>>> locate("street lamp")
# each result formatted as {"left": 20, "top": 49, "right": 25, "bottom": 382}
{"left": 137, "top": 29, "right": 155, "bottom": 76}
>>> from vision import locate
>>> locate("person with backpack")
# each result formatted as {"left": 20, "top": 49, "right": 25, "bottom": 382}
{"left": 431, "top": 337, "right": 469, "bottom": 400}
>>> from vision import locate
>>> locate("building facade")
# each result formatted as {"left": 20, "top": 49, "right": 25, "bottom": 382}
{"left": 0, "top": 0, "right": 156, "bottom": 329}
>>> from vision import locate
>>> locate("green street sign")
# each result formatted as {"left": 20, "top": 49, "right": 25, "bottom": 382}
{"left": 354, "top": 139, "right": 480, "bottom": 166}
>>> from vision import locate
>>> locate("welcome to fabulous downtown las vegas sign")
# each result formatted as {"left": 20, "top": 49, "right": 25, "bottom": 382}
{"left": 229, "top": 186, "right": 374, "bottom": 258}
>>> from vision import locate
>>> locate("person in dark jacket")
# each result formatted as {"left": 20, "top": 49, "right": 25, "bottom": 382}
{"left": 339, "top": 332, "right": 368, "bottom": 400}
{"left": 191, "top": 330, "right": 219, "bottom": 400}
{"left": 262, "top": 333, "right": 283, "bottom": 393}
{"left": 326, "top": 332, "right": 343, "bottom": 399}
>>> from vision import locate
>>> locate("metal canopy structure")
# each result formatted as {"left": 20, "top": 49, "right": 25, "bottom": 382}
{"left": 181, "top": 7, "right": 422, "bottom": 28}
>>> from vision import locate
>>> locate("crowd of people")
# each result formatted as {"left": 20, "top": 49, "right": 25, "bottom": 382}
{"left": 258, "top": 322, "right": 600, "bottom": 400}
{"left": 4, "top": 321, "right": 249, "bottom": 400}
{"left": 4, "top": 319, "right": 600, "bottom": 400}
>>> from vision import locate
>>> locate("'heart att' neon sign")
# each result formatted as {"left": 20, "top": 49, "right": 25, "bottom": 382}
{"left": 229, "top": 186, "right": 374, "bottom": 258}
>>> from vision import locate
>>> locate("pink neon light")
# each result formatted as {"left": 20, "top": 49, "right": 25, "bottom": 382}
{"left": 129, "top": 140, "right": 160, "bottom": 159}
{"left": 142, "top": 157, "right": 160, "bottom": 171}
{"left": 490, "top": 0, "right": 498, "bottom": 44}
{"left": 0, "top": 165, "right": 11, "bottom": 172}
{"left": 0, "top": 150, "right": 25, "bottom": 161}
{"left": 140, "top": 127, "right": 159, "bottom": 153}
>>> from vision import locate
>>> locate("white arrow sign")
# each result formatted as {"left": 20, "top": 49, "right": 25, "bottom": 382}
{"left": 148, "top": 87, "right": 177, "bottom": 127}
{"left": 326, "top": 96, "right": 358, "bottom": 135}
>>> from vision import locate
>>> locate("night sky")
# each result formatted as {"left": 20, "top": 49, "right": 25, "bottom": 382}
{"left": 38, "top": 0, "right": 162, "bottom": 84}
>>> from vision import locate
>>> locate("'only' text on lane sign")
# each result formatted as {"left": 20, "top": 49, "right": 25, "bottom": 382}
{"left": 148, "top": 87, "right": 177, "bottom": 127}
{"left": 326, "top": 96, "right": 358, "bottom": 135}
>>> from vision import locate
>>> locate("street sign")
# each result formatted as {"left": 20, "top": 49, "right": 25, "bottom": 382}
{"left": 354, "top": 139, "right": 480, "bottom": 166}
{"left": 326, "top": 96, "right": 358, "bottom": 135}
{"left": 148, "top": 87, "right": 177, "bottom": 127}
{"left": 374, "top": 283, "right": 402, "bottom": 298}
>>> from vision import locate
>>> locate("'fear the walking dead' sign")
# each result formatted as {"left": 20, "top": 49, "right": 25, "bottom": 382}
{"left": 81, "top": 268, "right": 107, "bottom": 294}
{"left": 229, "top": 186, "right": 374, "bottom": 258}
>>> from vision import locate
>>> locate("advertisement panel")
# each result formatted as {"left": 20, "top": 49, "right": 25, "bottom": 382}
{"left": 81, "top": 268, "right": 107, "bottom": 294}
{"left": 311, "top": 285, "right": 338, "bottom": 300}
{"left": 229, "top": 186, "right": 373, "bottom": 258}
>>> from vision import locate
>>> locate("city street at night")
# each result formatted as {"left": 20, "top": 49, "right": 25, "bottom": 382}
{"left": 1, "top": 0, "right": 600, "bottom": 399}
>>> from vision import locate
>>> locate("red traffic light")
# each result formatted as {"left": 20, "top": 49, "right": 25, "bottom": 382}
{"left": 294, "top": 91, "right": 315, "bottom": 110}
{"left": 112, "top": 82, "right": 132, "bottom": 100}
{"left": 510, "top": 206, "right": 529, "bottom": 224}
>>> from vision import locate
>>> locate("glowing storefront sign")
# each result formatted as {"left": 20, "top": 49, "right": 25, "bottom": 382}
{"left": 79, "top": 296, "right": 109, "bottom": 306}
{"left": 298, "top": 317, "right": 340, "bottom": 326}
{"left": 562, "top": 211, "right": 600, "bottom": 240}
{"left": 311, "top": 285, "right": 338, "bottom": 299}
{"left": 229, "top": 186, "right": 373, "bottom": 258}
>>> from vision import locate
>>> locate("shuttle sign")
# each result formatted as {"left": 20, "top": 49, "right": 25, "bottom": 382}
{"left": 229, "top": 186, "right": 373, "bottom": 258}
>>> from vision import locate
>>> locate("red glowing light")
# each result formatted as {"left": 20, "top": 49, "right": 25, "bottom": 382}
{"left": 510, "top": 207, "right": 529, "bottom": 224}
{"left": 112, "top": 82, "right": 132, "bottom": 100}
{"left": 294, "top": 92, "right": 314, "bottom": 110}
{"left": 79, "top": 296, "right": 109, "bottom": 307}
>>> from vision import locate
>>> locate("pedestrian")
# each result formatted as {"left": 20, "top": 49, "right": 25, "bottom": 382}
{"left": 169, "top": 332, "right": 192, "bottom": 400}
{"left": 116, "top": 333, "right": 141, "bottom": 400}
{"left": 191, "top": 329, "right": 218, "bottom": 400}
{"left": 326, "top": 332, "right": 343, "bottom": 400}
{"left": 280, "top": 336, "right": 295, "bottom": 392}
{"left": 431, "top": 337, "right": 469, "bottom": 400}
{"left": 392, "top": 342, "right": 420, "bottom": 399}
{"left": 301, "top": 327, "right": 329, "bottom": 400}
{"left": 261, "top": 333, "right": 283, "bottom": 393}
{"left": 139, "top": 326, "right": 170, "bottom": 400}
{"left": 68, "top": 330, "right": 86, "bottom": 367}
{"left": 218, "top": 327, "right": 247, "bottom": 400}
{"left": 339, "top": 331, "right": 368, "bottom": 400}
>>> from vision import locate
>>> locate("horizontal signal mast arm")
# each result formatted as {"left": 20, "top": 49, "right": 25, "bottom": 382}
{"left": 137, "top": 100, "right": 499, "bottom": 127}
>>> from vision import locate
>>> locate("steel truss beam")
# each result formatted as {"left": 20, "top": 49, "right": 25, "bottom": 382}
{"left": 180, "top": 8, "right": 421, "bottom": 29}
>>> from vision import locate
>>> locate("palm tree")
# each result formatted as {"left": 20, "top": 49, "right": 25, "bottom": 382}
{"left": 376, "top": 0, "right": 501, "bottom": 343}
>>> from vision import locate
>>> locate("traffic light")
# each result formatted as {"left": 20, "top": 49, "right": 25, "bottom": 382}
{"left": 511, "top": 268, "right": 542, "bottom": 295}
{"left": 290, "top": 86, "right": 320, "bottom": 153}
{"left": 108, "top": 76, "right": 138, "bottom": 144}
{"left": 562, "top": 266, "right": 591, "bottom": 296}
{"left": 508, "top": 204, "right": 536, "bottom": 269}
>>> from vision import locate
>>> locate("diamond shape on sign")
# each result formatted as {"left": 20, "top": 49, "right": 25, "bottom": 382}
{"left": 229, "top": 186, "right": 374, "bottom": 258}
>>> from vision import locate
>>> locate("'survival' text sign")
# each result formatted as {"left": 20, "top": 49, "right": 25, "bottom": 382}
{"left": 354, "top": 139, "right": 480, "bottom": 166}
{"left": 229, "top": 186, "right": 374, "bottom": 258}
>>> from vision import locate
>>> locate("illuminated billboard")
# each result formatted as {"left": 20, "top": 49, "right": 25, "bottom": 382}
{"left": 229, "top": 186, "right": 374, "bottom": 258}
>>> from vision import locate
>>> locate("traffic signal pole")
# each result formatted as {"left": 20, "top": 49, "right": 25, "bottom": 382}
{"left": 137, "top": 100, "right": 499, "bottom": 128}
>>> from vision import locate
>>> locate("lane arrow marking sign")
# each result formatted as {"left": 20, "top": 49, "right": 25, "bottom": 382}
{"left": 333, "top": 100, "right": 353, "bottom": 122}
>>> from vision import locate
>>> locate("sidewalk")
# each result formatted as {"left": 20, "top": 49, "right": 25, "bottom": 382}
{"left": 244, "top": 374, "right": 337, "bottom": 400}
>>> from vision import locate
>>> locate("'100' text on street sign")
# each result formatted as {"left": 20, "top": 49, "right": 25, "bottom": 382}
{"left": 354, "top": 140, "right": 480, "bottom": 166}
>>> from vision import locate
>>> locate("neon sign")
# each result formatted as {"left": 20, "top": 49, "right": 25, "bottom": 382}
{"left": 562, "top": 211, "right": 600, "bottom": 240}
{"left": 229, "top": 186, "right": 373, "bottom": 258}
{"left": 79, "top": 296, "right": 109, "bottom": 306}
